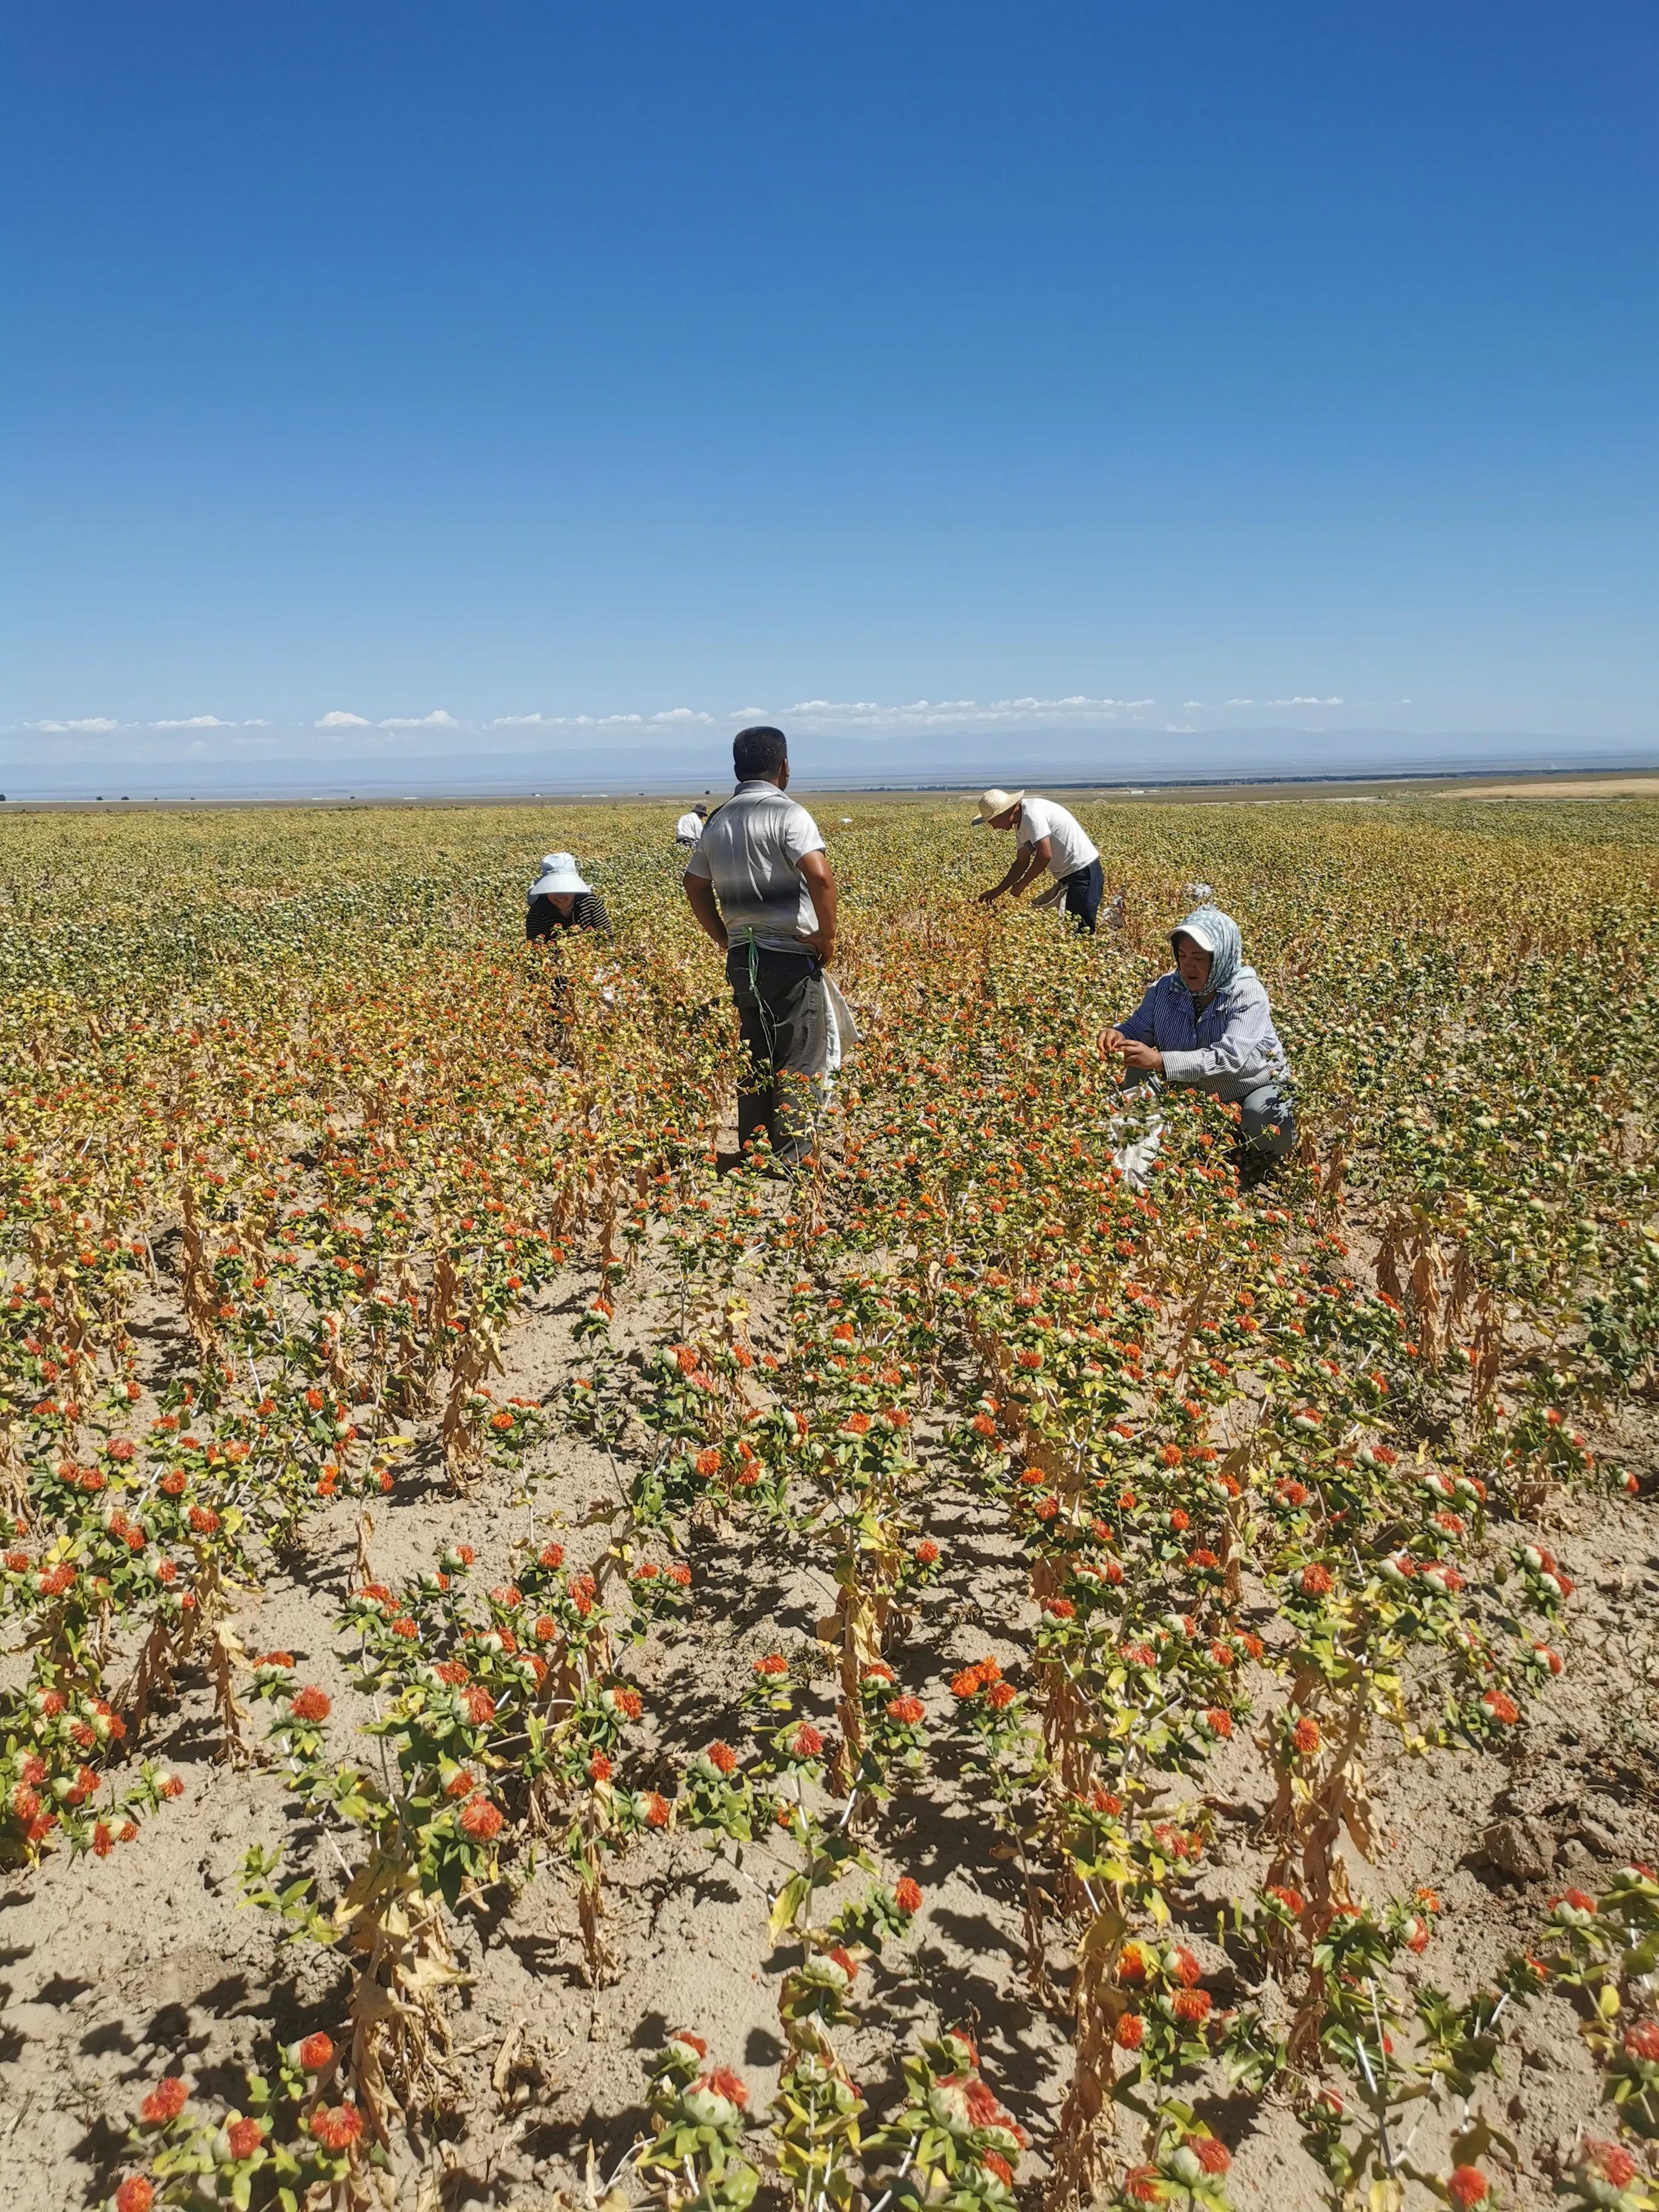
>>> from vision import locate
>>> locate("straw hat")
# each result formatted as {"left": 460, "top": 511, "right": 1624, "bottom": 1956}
{"left": 972, "top": 788, "right": 1025, "bottom": 825}
{"left": 529, "top": 852, "right": 591, "bottom": 897}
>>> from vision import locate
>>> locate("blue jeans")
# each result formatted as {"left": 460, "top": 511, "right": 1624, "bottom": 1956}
{"left": 1060, "top": 858, "right": 1104, "bottom": 934}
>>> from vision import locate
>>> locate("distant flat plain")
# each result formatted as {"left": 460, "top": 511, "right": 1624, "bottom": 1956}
{"left": 3, "top": 768, "right": 1659, "bottom": 813}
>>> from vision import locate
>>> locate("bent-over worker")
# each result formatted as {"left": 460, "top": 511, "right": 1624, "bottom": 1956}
{"left": 974, "top": 787, "right": 1104, "bottom": 933}
{"left": 675, "top": 804, "right": 708, "bottom": 848}
{"left": 1105, "top": 905, "right": 1296, "bottom": 1185}
{"left": 683, "top": 726, "right": 839, "bottom": 1168}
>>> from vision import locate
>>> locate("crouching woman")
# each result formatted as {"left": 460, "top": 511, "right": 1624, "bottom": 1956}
{"left": 1104, "top": 906, "right": 1297, "bottom": 1184}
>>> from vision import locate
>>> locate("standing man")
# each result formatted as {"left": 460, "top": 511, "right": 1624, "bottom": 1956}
{"left": 683, "top": 726, "right": 838, "bottom": 1168}
{"left": 973, "top": 788, "right": 1104, "bottom": 933}
{"left": 675, "top": 802, "right": 708, "bottom": 848}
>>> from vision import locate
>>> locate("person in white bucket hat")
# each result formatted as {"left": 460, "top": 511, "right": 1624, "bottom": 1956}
{"left": 972, "top": 788, "right": 1104, "bottom": 933}
{"left": 526, "top": 853, "right": 612, "bottom": 942}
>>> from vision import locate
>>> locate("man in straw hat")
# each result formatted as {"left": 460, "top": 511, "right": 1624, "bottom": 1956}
{"left": 683, "top": 725, "right": 847, "bottom": 1170}
{"left": 973, "top": 788, "right": 1104, "bottom": 933}
{"left": 526, "top": 853, "right": 612, "bottom": 940}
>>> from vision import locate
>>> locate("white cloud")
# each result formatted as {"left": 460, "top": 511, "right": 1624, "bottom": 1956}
{"left": 1164, "top": 723, "right": 1198, "bottom": 734}
{"left": 762, "top": 694, "right": 1156, "bottom": 732}
{"left": 378, "top": 709, "right": 457, "bottom": 729}
{"left": 152, "top": 714, "right": 232, "bottom": 729}
{"left": 317, "top": 709, "right": 370, "bottom": 728}
{"left": 649, "top": 706, "right": 715, "bottom": 725}
{"left": 1264, "top": 695, "right": 1344, "bottom": 708}
{"left": 1182, "top": 701, "right": 1207, "bottom": 709}
{"left": 1225, "top": 699, "right": 1255, "bottom": 708}
{"left": 491, "top": 713, "right": 549, "bottom": 727}
{"left": 28, "top": 716, "right": 121, "bottom": 733}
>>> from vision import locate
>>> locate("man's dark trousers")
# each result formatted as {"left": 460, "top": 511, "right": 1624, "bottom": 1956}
{"left": 1061, "top": 857, "right": 1105, "bottom": 933}
{"left": 725, "top": 943, "right": 828, "bottom": 1165}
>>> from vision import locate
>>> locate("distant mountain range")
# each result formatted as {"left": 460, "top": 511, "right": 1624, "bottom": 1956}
{"left": 1, "top": 725, "right": 1655, "bottom": 803}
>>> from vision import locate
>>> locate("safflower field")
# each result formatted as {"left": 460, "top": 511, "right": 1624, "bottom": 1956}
{"left": 0, "top": 794, "right": 1655, "bottom": 2212}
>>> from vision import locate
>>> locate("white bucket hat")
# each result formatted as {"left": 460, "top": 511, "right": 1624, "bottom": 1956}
{"left": 972, "top": 787, "right": 1026, "bottom": 825}
{"left": 529, "top": 851, "right": 591, "bottom": 897}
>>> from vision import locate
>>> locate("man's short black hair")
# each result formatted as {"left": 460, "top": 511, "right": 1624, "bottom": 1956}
{"left": 733, "top": 725, "right": 788, "bottom": 780}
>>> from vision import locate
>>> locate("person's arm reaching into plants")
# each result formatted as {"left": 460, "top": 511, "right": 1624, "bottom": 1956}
{"left": 1104, "top": 985, "right": 1164, "bottom": 1074}
{"left": 979, "top": 837, "right": 1050, "bottom": 907}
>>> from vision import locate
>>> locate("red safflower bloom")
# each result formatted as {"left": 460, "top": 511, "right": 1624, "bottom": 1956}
{"left": 706, "top": 1741, "right": 738, "bottom": 1775}
{"left": 1299, "top": 1563, "right": 1334, "bottom": 1597}
{"left": 298, "top": 2032, "right": 335, "bottom": 2071}
{"left": 667, "top": 1563, "right": 691, "bottom": 1587}
{"left": 792, "top": 1723, "right": 825, "bottom": 1758}
{"left": 1292, "top": 1715, "right": 1322, "bottom": 1757}
{"left": 464, "top": 1687, "right": 497, "bottom": 1724}
{"left": 894, "top": 1877, "right": 922, "bottom": 1913}
{"left": 986, "top": 1681, "right": 1017, "bottom": 1710}
{"left": 980, "top": 2151, "right": 1013, "bottom": 2186}
{"left": 115, "top": 2181, "right": 155, "bottom": 2212}
{"left": 1202, "top": 1708, "right": 1233, "bottom": 1738}
{"left": 1114, "top": 2013, "right": 1145, "bottom": 2049}
{"left": 226, "top": 2116, "right": 264, "bottom": 2159}
{"left": 886, "top": 1696, "right": 926, "bottom": 1726}
{"left": 1623, "top": 2019, "right": 1659, "bottom": 2060}
{"left": 841, "top": 1412, "right": 872, "bottom": 1436}
{"left": 1446, "top": 2169, "right": 1487, "bottom": 2209}
{"left": 140, "top": 2076, "right": 188, "bottom": 2125}
{"left": 309, "top": 2102, "right": 364, "bottom": 2151}
{"left": 289, "top": 1686, "right": 331, "bottom": 1723}
{"left": 1171, "top": 1987, "right": 1212, "bottom": 2024}
{"left": 1124, "top": 2167, "right": 1163, "bottom": 2204}
{"left": 700, "top": 2064, "right": 748, "bottom": 2110}
{"left": 754, "top": 1653, "right": 789, "bottom": 1677}
{"left": 1582, "top": 2143, "right": 1637, "bottom": 2188}
{"left": 694, "top": 1448, "right": 722, "bottom": 1478}
{"left": 588, "top": 1754, "right": 613, "bottom": 1785}
{"left": 538, "top": 1542, "right": 565, "bottom": 1569}
{"left": 1481, "top": 1689, "right": 1520, "bottom": 1726}
{"left": 641, "top": 1791, "right": 671, "bottom": 1827}
{"left": 950, "top": 1667, "right": 984, "bottom": 1698}
{"left": 461, "top": 1794, "right": 505, "bottom": 1840}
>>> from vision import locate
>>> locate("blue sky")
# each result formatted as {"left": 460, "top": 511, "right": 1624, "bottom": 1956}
{"left": 4, "top": 1, "right": 1655, "bottom": 786}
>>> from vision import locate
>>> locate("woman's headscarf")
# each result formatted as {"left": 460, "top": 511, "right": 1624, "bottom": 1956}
{"left": 1170, "top": 905, "right": 1243, "bottom": 1000}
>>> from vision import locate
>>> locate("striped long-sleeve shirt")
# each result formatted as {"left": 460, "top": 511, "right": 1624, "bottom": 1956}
{"left": 526, "top": 891, "right": 611, "bottom": 942}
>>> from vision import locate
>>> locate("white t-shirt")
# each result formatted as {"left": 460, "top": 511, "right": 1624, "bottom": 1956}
{"left": 675, "top": 811, "right": 704, "bottom": 843}
{"left": 1017, "top": 796, "right": 1098, "bottom": 880}
{"left": 685, "top": 780, "right": 826, "bottom": 952}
